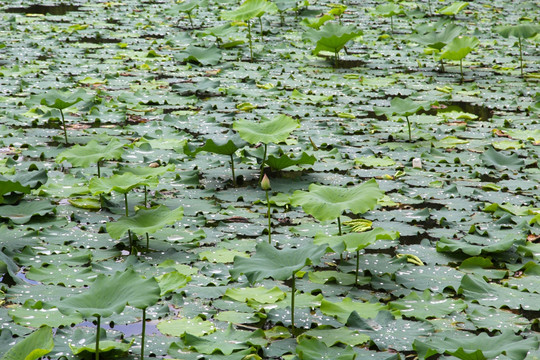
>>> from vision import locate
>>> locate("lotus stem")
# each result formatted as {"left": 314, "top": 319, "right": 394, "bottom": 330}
{"left": 406, "top": 116, "right": 412, "bottom": 142}
{"left": 97, "top": 161, "right": 101, "bottom": 178}
{"left": 519, "top": 37, "right": 523, "bottom": 77}
{"left": 96, "top": 315, "right": 101, "bottom": 360}
{"left": 187, "top": 12, "right": 194, "bottom": 29}
{"left": 125, "top": 193, "right": 133, "bottom": 251}
{"left": 291, "top": 271, "right": 296, "bottom": 337}
{"left": 59, "top": 109, "right": 69, "bottom": 145}
{"left": 141, "top": 308, "right": 147, "bottom": 360}
{"left": 146, "top": 232, "right": 150, "bottom": 250}
{"left": 266, "top": 189, "right": 271, "bottom": 244}
{"left": 337, "top": 216, "right": 342, "bottom": 236}
{"left": 334, "top": 50, "right": 339, "bottom": 68}
{"left": 439, "top": 58, "right": 445, "bottom": 72}
{"left": 259, "top": 16, "right": 263, "bottom": 42}
{"left": 125, "top": 193, "right": 129, "bottom": 217}
{"left": 144, "top": 185, "right": 148, "bottom": 208}
{"left": 230, "top": 154, "right": 236, "bottom": 187}
{"left": 460, "top": 59, "right": 463, "bottom": 83}
{"left": 355, "top": 249, "right": 360, "bottom": 286}
{"left": 259, "top": 143, "right": 267, "bottom": 183}
{"left": 248, "top": 20, "right": 253, "bottom": 62}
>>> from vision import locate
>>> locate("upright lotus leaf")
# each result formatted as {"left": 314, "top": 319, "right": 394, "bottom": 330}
{"left": 167, "top": 1, "right": 199, "bottom": 28}
{"left": 413, "top": 330, "right": 538, "bottom": 360}
{"left": 175, "top": 45, "right": 222, "bottom": 66}
{"left": 304, "top": 22, "right": 363, "bottom": 66}
{"left": 230, "top": 241, "right": 326, "bottom": 335}
{"left": 107, "top": 205, "right": 184, "bottom": 239}
{"left": 496, "top": 24, "right": 540, "bottom": 76}
{"left": 56, "top": 139, "right": 125, "bottom": 177}
{"left": 233, "top": 115, "right": 299, "bottom": 145}
{"left": 0, "top": 326, "right": 54, "bottom": 360}
{"left": 409, "top": 24, "right": 464, "bottom": 51}
{"left": 26, "top": 88, "right": 90, "bottom": 145}
{"left": 89, "top": 172, "right": 159, "bottom": 195}
{"left": 291, "top": 179, "right": 384, "bottom": 235}
{"left": 184, "top": 133, "right": 248, "bottom": 186}
{"left": 372, "top": 3, "right": 403, "bottom": 33}
{"left": 437, "top": 1, "right": 468, "bottom": 16}
{"left": 373, "top": 97, "right": 434, "bottom": 141}
{"left": 439, "top": 36, "right": 479, "bottom": 82}
{"left": 233, "top": 115, "right": 300, "bottom": 179}
{"left": 221, "top": 0, "right": 277, "bottom": 61}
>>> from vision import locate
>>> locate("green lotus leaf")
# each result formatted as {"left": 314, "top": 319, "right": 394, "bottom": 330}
{"left": 347, "top": 311, "right": 433, "bottom": 351}
{"left": 496, "top": 24, "right": 540, "bottom": 39}
{"left": 436, "top": 236, "right": 516, "bottom": 256}
{"left": 68, "top": 329, "right": 134, "bottom": 355}
{"left": 308, "top": 271, "right": 365, "bottom": 286}
{"left": 0, "top": 201, "right": 56, "bottom": 225}
{"left": 225, "top": 286, "right": 286, "bottom": 303}
{"left": 0, "top": 326, "right": 53, "bottom": 360}
{"left": 56, "top": 139, "right": 125, "bottom": 168}
{"left": 25, "top": 88, "right": 89, "bottom": 110}
{"left": 373, "top": 97, "right": 434, "bottom": 118}
{"left": 480, "top": 146, "right": 524, "bottom": 169}
{"left": 314, "top": 227, "right": 397, "bottom": 253}
{"left": 389, "top": 290, "right": 467, "bottom": 320}
{"left": 182, "top": 323, "right": 266, "bottom": 355}
{"left": 301, "top": 14, "right": 334, "bottom": 29}
{"left": 233, "top": 115, "right": 299, "bottom": 145}
{"left": 296, "top": 337, "right": 357, "bottom": 360}
{"left": 321, "top": 297, "right": 386, "bottom": 323}
{"left": 57, "top": 269, "right": 160, "bottom": 318}
{"left": 184, "top": 134, "right": 248, "bottom": 156}
{"left": 169, "top": 0, "right": 198, "bottom": 13}
{"left": 107, "top": 205, "right": 184, "bottom": 239}
{"left": 372, "top": 3, "right": 403, "bottom": 17}
{"left": 437, "top": 1, "right": 469, "bottom": 16}
{"left": 221, "top": 0, "right": 277, "bottom": 22}
{"left": 9, "top": 300, "right": 83, "bottom": 328}
{"left": 265, "top": 151, "right": 316, "bottom": 171}
{"left": 0, "top": 169, "right": 48, "bottom": 203}
{"left": 68, "top": 197, "right": 101, "bottom": 210}
{"left": 413, "top": 330, "right": 538, "bottom": 360}
{"left": 354, "top": 155, "right": 395, "bottom": 167}
{"left": 291, "top": 179, "right": 384, "bottom": 222}
{"left": 301, "top": 326, "right": 370, "bottom": 347}
{"left": 157, "top": 316, "right": 215, "bottom": 337}
{"left": 115, "top": 164, "right": 175, "bottom": 178}
{"left": 230, "top": 241, "right": 326, "bottom": 284}
{"left": 409, "top": 24, "right": 464, "bottom": 50}
{"left": 89, "top": 172, "right": 159, "bottom": 195}
{"left": 155, "top": 271, "right": 191, "bottom": 296}
{"left": 439, "top": 36, "right": 479, "bottom": 61}
{"left": 175, "top": 45, "right": 222, "bottom": 66}
{"left": 308, "top": 22, "right": 363, "bottom": 56}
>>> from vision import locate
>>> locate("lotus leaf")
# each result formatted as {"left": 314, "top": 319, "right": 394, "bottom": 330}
{"left": 221, "top": 0, "right": 277, "bottom": 22}
{"left": 225, "top": 286, "right": 286, "bottom": 303}
{"left": 157, "top": 316, "right": 216, "bottom": 337}
{"left": 437, "top": 2, "right": 469, "bottom": 16}
{"left": 265, "top": 151, "right": 316, "bottom": 171}
{"left": 480, "top": 146, "right": 525, "bottom": 169}
{"left": 107, "top": 205, "right": 184, "bottom": 239}
{"left": 230, "top": 241, "right": 326, "bottom": 283}
{"left": 156, "top": 271, "right": 191, "bottom": 296}
{"left": 89, "top": 172, "right": 159, "bottom": 195}
{"left": 291, "top": 179, "right": 384, "bottom": 222}
{"left": 300, "top": 326, "right": 370, "bottom": 347}
{"left": 0, "top": 326, "right": 53, "bottom": 360}
{"left": 296, "top": 337, "right": 357, "bottom": 360}
{"left": 233, "top": 115, "right": 300, "bottom": 145}
{"left": 56, "top": 139, "right": 124, "bottom": 176}
{"left": 413, "top": 329, "right": 538, "bottom": 360}
{"left": 389, "top": 290, "right": 467, "bottom": 320}
{"left": 409, "top": 23, "right": 463, "bottom": 51}
{"left": 9, "top": 300, "right": 83, "bottom": 328}
{"left": 320, "top": 297, "right": 386, "bottom": 323}
{"left": 182, "top": 323, "right": 267, "bottom": 355}
{"left": 0, "top": 201, "right": 56, "bottom": 225}
{"left": 175, "top": 45, "right": 222, "bottom": 66}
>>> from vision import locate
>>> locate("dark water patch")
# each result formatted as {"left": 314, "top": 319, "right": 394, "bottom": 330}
{"left": 71, "top": 37, "right": 122, "bottom": 44}
{"left": 4, "top": 4, "right": 80, "bottom": 15}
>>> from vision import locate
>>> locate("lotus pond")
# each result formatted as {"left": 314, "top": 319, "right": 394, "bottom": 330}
{"left": 0, "top": 0, "right": 539, "bottom": 359}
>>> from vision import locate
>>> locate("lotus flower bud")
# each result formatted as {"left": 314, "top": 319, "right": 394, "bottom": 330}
{"left": 261, "top": 174, "right": 271, "bottom": 190}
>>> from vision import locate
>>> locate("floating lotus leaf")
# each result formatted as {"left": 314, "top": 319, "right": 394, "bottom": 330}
{"left": 25, "top": 88, "right": 89, "bottom": 110}
{"left": 175, "top": 45, "right": 222, "bottom": 66}
{"left": 0, "top": 326, "right": 53, "bottom": 360}
{"left": 0, "top": 201, "right": 56, "bottom": 225}
{"left": 480, "top": 146, "right": 524, "bottom": 170}
{"left": 372, "top": 3, "right": 403, "bottom": 17}
{"left": 320, "top": 297, "right": 386, "bottom": 323}
{"left": 230, "top": 241, "right": 326, "bottom": 284}
{"left": 301, "top": 326, "right": 370, "bottom": 347}
{"left": 56, "top": 139, "right": 125, "bottom": 168}
{"left": 157, "top": 316, "right": 216, "bottom": 337}
{"left": 437, "top": 2, "right": 469, "bottom": 16}
{"left": 107, "top": 205, "right": 184, "bottom": 239}
{"left": 389, "top": 290, "right": 467, "bottom": 320}
{"left": 233, "top": 115, "right": 300, "bottom": 145}
{"left": 0, "top": 170, "right": 48, "bottom": 204}
{"left": 265, "top": 151, "right": 316, "bottom": 171}
{"left": 89, "top": 172, "right": 159, "bottom": 195}
{"left": 291, "top": 179, "right": 384, "bottom": 222}
{"left": 296, "top": 337, "right": 357, "bottom": 360}
{"left": 374, "top": 97, "right": 434, "bottom": 118}
{"left": 184, "top": 134, "right": 248, "bottom": 156}
{"left": 413, "top": 329, "right": 538, "bottom": 360}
